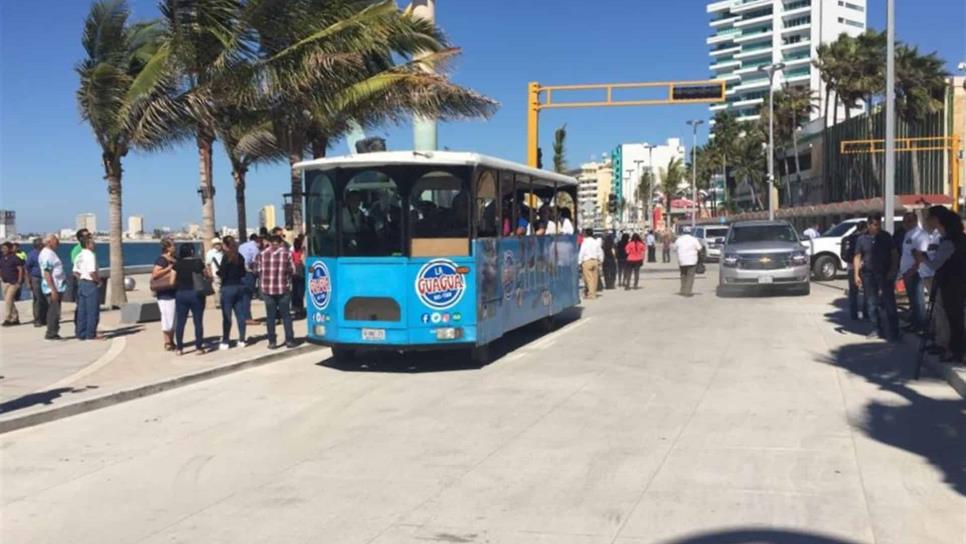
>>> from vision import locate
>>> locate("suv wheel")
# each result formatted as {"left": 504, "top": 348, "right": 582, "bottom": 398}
{"left": 811, "top": 255, "right": 837, "bottom": 281}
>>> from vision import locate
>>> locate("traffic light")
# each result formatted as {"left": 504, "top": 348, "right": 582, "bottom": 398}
{"left": 536, "top": 147, "right": 544, "bottom": 169}
{"left": 607, "top": 193, "right": 618, "bottom": 214}
{"left": 671, "top": 84, "right": 725, "bottom": 102}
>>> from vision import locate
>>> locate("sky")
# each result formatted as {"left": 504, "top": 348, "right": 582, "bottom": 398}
{"left": 1, "top": 0, "right": 964, "bottom": 233}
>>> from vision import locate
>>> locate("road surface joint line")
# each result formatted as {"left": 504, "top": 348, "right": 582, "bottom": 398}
{"left": 46, "top": 335, "right": 127, "bottom": 390}
{"left": 0, "top": 345, "right": 323, "bottom": 435}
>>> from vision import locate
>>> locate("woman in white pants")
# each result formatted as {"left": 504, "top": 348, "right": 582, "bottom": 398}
{"left": 152, "top": 239, "right": 178, "bottom": 351}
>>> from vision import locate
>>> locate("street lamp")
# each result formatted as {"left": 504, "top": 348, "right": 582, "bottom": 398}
{"left": 633, "top": 159, "right": 645, "bottom": 229}
{"left": 686, "top": 120, "right": 704, "bottom": 228}
{"left": 758, "top": 62, "right": 785, "bottom": 221}
{"left": 642, "top": 143, "right": 656, "bottom": 230}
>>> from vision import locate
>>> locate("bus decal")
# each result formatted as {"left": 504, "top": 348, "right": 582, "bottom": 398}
{"left": 308, "top": 261, "right": 332, "bottom": 310}
{"left": 415, "top": 259, "right": 466, "bottom": 310}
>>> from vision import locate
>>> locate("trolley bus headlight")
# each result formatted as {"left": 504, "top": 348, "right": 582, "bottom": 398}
{"left": 314, "top": 324, "right": 326, "bottom": 336}
{"left": 435, "top": 327, "right": 463, "bottom": 341}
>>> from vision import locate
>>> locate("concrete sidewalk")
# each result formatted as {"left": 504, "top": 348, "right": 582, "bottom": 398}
{"left": 0, "top": 283, "right": 319, "bottom": 432}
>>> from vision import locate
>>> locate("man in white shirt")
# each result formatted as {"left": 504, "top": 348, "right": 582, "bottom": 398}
{"left": 38, "top": 235, "right": 67, "bottom": 340}
{"left": 578, "top": 228, "right": 604, "bottom": 299}
{"left": 645, "top": 231, "right": 657, "bottom": 262}
{"left": 73, "top": 238, "right": 101, "bottom": 340}
{"left": 673, "top": 227, "right": 703, "bottom": 297}
{"left": 898, "top": 212, "right": 930, "bottom": 331}
{"left": 206, "top": 238, "right": 224, "bottom": 309}
{"left": 803, "top": 223, "right": 821, "bottom": 240}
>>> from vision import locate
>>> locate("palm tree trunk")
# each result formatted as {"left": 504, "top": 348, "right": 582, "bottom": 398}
{"left": 289, "top": 148, "right": 304, "bottom": 235}
{"left": 105, "top": 156, "right": 126, "bottom": 308}
{"left": 823, "top": 86, "right": 831, "bottom": 126}
{"left": 197, "top": 130, "right": 216, "bottom": 252}
{"left": 911, "top": 151, "right": 922, "bottom": 195}
{"left": 792, "top": 122, "right": 802, "bottom": 207}
{"left": 232, "top": 165, "right": 248, "bottom": 241}
{"left": 312, "top": 136, "right": 328, "bottom": 159}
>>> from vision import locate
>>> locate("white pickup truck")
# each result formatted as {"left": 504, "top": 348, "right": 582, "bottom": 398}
{"left": 808, "top": 217, "right": 900, "bottom": 281}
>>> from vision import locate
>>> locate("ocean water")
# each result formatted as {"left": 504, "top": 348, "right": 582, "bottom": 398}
{"left": 55, "top": 242, "right": 201, "bottom": 272}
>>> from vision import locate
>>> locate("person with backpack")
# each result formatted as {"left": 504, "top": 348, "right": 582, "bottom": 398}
{"left": 841, "top": 221, "right": 867, "bottom": 321}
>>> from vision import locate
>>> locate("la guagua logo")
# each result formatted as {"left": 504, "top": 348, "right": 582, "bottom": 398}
{"left": 415, "top": 259, "right": 466, "bottom": 310}
{"left": 308, "top": 261, "right": 332, "bottom": 310}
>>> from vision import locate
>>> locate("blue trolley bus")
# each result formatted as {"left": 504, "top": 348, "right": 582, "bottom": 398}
{"left": 297, "top": 151, "right": 580, "bottom": 363}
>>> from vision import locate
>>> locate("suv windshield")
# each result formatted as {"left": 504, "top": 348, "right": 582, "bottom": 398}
{"left": 705, "top": 227, "right": 729, "bottom": 238}
{"left": 728, "top": 224, "right": 799, "bottom": 244}
{"left": 822, "top": 221, "right": 856, "bottom": 238}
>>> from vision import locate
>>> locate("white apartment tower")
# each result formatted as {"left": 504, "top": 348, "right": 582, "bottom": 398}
{"left": 707, "top": 0, "right": 867, "bottom": 122}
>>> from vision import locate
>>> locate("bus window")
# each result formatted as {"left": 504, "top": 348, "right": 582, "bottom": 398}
{"left": 475, "top": 170, "right": 499, "bottom": 238}
{"left": 500, "top": 171, "right": 517, "bottom": 236}
{"left": 514, "top": 173, "right": 534, "bottom": 236}
{"left": 552, "top": 189, "right": 576, "bottom": 235}
{"left": 343, "top": 170, "right": 403, "bottom": 257}
{"left": 306, "top": 171, "right": 337, "bottom": 256}
{"left": 410, "top": 171, "right": 470, "bottom": 257}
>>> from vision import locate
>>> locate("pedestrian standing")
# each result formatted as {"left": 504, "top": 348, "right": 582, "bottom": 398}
{"left": 1, "top": 242, "right": 24, "bottom": 326}
{"left": 853, "top": 213, "right": 900, "bottom": 342}
{"left": 914, "top": 206, "right": 965, "bottom": 363}
{"left": 205, "top": 238, "right": 224, "bottom": 309}
{"left": 616, "top": 232, "right": 629, "bottom": 287}
{"left": 578, "top": 229, "right": 603, "bottom": 300}
{"left": 624, "top": 233, "right": 645, "bottom": 290}
{"left": 238, "top": 233, "right": 261, "bottom": 325}
{"left": 38, "top": 235, "right": 67, "bottom": 340}
{"left": 254, "top": 235, "right": 297, "bottom": 349}
{"left": 841, "top": 222, "right": 867, "bottom": 321}
{"left": 73, "top": 237, "right": 102, "bottom": 340}
{"left": 803, "top": 223, "right": 821, "bottom": 240}
{"left": 217, "top": 236, "right": 250, "bottom": 349}
{"left": 918, "top": 216, "right": 945, "bottom": 351}
{"left": 661, "top": 230, "right": 673, "bottom": 263}
{"left": 645, "top": 230, "right": 657, "bottom": 263}
{"left": 898, "top": 212, "right": 930, "bottom": 332}
{"left": 151, "top": 239, "right": 177, "bottom": 351}
{"left": 673, "top": 228, "right": 702, "bottom": 297}
{"left": 601, "top": 234, "right": 617, "bottom": 289}
{"left": 291, "top": 234, "right": 307, "bottom": 317}
{"left": 24, "top": 238, "right": 47, "bottom": 327}
{"left": 173, "top": 243, "right": 209, "bottom": 355}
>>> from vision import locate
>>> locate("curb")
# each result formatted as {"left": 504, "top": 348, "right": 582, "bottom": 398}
{"left": 0, "top": 344, "right": 323, "bottom": 434}
{"left": 925, "top": 359, "right": 966, "bottom": 399}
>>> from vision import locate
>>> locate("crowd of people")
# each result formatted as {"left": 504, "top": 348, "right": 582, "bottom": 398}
{"left": 842, "top": 207, "right": 966, "bottom": 363}
{"left": 577, "top": 226, "right": 705, "bottom": 299}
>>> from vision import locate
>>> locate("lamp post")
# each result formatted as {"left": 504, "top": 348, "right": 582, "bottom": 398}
{"left": 642, "top": 143, "right": 656, "bottom": 230}
{"left": 686, "top": 120, "right": 704, "bottom": 228}
{"left": 884, "top": 0, "right": 896, "bottom": 232}
{"left": 758, "top": 62, "right": 785, "bottom": 221}
{"left": 633, "top": 159, "right": 645, "bottom": 229}
{"left": 624, "top": 168, "right": 635, "bottom": 227}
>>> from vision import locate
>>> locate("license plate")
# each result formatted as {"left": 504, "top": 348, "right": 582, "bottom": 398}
{"left": 361, "top": 328, "right": 386, "bottom": 341}
{"left": 758, "top": 276, "right": 774, "bottom": 284}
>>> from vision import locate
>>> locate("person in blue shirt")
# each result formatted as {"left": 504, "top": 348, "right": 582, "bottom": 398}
{"left": 24, "top": 238, "right": 47, "bottom": 327}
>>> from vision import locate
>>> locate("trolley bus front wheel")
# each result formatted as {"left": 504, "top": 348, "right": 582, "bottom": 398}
{"left": 331, "top": 345, "right": 355, "bottom": 362}
{"left": 470, "top": 344, "right": 491, "bottom": 366}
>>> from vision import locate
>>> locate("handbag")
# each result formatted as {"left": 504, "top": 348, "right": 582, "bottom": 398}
{"left": 193, "top": 270, "right": 215, "bottom": 297}
{"left": 150, "top": 259, "right": 176, "bottom": 292}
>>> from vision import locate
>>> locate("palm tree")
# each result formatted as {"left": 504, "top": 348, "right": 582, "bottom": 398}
{"left": 731, "top": 125, "right": 767, "bottom": 210}
{"left": 77, "top": 0, "right": 184, "bottom": 307}
{"left": 659, "top": 157, "right": 685, "bottom": 229}
{"left": 761, "top": 85, "right": 816, "bottom": 206}
{"left": 552, "top": 124, "right": 567, "bottom": 173}
{"left": 895, "top": 44, "right": 948, "bottom": 195}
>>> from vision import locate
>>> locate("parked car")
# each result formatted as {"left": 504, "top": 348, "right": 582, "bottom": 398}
{"left": 809, "top": 217, "right": 900, "bottom": 281}
{"left": 718, "top": 220, "right": 811, "bottom": 296}
{"left": 694, "top": 225, "right": 731, "bottom": 261}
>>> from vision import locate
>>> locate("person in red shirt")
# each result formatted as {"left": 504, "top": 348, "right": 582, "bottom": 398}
{"left": 624, "top": 233, "right": 646, "bottom": 290}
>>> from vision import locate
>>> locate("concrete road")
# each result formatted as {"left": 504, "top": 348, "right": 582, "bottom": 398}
{"left": 3, "top": 264, "right": 963, "bottom": 544}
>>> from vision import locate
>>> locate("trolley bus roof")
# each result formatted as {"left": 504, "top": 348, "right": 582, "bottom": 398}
{"left": 294, "top": 151, "right": 578, "bottom": 187}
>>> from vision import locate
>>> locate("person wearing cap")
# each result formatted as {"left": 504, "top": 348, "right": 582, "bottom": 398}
{"left": 205, "top": 238, "right": 224, "bottom": 309}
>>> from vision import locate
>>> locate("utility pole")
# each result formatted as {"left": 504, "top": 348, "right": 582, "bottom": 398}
{"left": 759, "top": 62, "right": 785, "bottom": 221}
{"left": 686, "top": 120, "right": 704, "bottom": 228}
{"left": 412, "top": 0, "right": 437, "bottom": 151}
{"left": 643, "top": 143, "right": 656, "bottom": 230}
{"left": 884, "top": 0, "right": 896, "bottom": 232}
{"left": 633, "top": 159, "right": 645, "bottom": 229}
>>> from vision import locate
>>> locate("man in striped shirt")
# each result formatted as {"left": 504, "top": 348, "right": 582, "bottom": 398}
{"left": 253, "top": 235, "right": 296, "bottom": 349}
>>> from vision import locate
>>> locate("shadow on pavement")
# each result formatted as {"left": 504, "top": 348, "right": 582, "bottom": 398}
{"left": 659, "top": 528, "right": 862, "bottom": 544}
{"left": 822, "top": 295, "right": 875, "bottom": 337}
{"left": 817, "top": 342, "right": 966, "bottom": 497}
{"left": 0, "top": 385, "right": 99, "bottom": 415}
{"left": 319, "top": 307, "right": 583, "bottom": 374}
{"left": 102, "top": 325, "right": 144, "bottom": 339}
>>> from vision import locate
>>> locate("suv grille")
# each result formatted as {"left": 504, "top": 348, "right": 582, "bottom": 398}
{"left": 738, "top": 253, "right": 790, "bottom": 270}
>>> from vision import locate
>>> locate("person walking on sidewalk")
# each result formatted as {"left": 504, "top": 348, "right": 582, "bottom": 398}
{"left": 578, "top": 229, "right": 603, "bottom": 300}
{"left": 673, "top": 227, "right": 702, "bottom": 297}
{"left": 616, "top": 232, "right": 629, "bottom": 287}
{"left": 624, "top": 233, "right": 645, "bottom": 290}
{"left": 854, "top": 213, "right": 900, "bottom": 342}
{"left": 254, "top": 235, "right": 296, "bottom": 349}
{"left": 38, "top": 235, "right": 67, "bottom": 340}
{"left": 216, "top": 236, "right": 250, "bottom": 350}
{"left": 661, "top": 230, "right": 673, "bottom": 263}
{"left": 238, "top": 233, "right": 261, "bottom": 325}
{"left": 1, "top": 242, "right": 24, "bottom": 326}
{"left": 841, "top": 221, "right": 867, "bottom": 321}
{"left": 601, "top": 234, "right": 618, "bottom": 289}
{"left": 73, "top": 237, "right": 102, "bottom": 340}
{"left": 24, "top": 238, "right": 47, "bottom": 327}
{"left": 152, "top": 239, "right": 178, "bottom": 351}
{"left": 645, "top": 230, "right": 657, "bottom": 263}
{"left": 173, "top": 243, "right": 210, "bottom": 355}
{"left": 899, "top": 212, "right": 930, "bottom": 332}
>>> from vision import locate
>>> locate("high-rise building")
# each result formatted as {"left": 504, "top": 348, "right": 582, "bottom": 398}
{"left": 259, "top": 205, "right": 277, "bottom": 230}
{"left": 76, "top": 213, "right": 97, "bottom": 233}
{"left": 610, "top": 139, "right": 686, "bottom": 223}
{"left": 707, "top": 0, "right": 867, "bottom": 122}
{"left": 0, "top": 210, "right": 16, "bottom": 240}
{"left": 127, "top": 215, "right": 144, "bottom": 238}
{"left": 575, "top": 160, "right": 614, "bottom": 228}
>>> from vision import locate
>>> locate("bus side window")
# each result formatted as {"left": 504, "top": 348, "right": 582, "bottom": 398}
{"left": 306, "top": 171, "right": 337, "bottom": 257}
{"left": 499, "top": 171, "right": 516, "bottom": 237}
{"left": 475, "top": 170, "right": 499, "bottom": 238}
{"left": 514, "top": 173, "right": 533, "bottom": 236}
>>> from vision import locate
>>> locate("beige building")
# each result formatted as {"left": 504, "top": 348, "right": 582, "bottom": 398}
{"left": 76, "top": 213, "right": 96, "bottom": 233}
{"left": 259, "top": 205, "right": 277, "bottom": 230}
{"left": 127, "top": 215, "right": 144, "bottom": 238}
{"left": 575, "top": 159, "right": 614, "bottom": 229}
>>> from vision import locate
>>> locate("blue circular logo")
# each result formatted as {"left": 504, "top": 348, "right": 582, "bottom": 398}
{"left": 308, "top": 261, "right": 331, "bottom": 310}
{"left": 415, "top": 259, "right": 466, "bottom": 310}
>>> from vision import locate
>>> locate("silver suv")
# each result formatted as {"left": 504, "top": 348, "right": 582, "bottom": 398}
{"left": 718, "top": 220, "right": 811, "bottom": 296}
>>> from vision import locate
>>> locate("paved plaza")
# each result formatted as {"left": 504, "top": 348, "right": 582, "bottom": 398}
{"left": 1, "top": 263, "right": 963, "bottom": 544}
